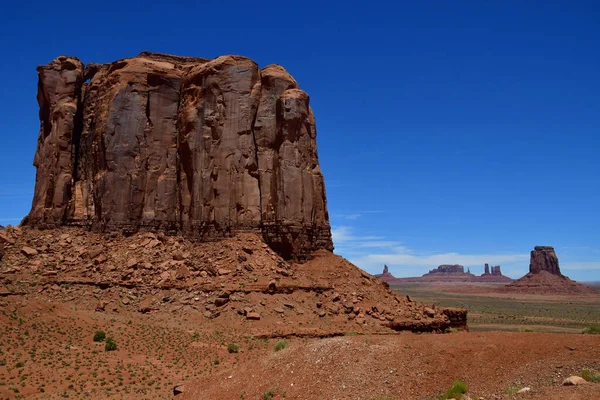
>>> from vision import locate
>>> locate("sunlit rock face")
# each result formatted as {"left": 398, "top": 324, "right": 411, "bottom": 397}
{"left": 25, "top": 52, "right": 332, "bottom": 260}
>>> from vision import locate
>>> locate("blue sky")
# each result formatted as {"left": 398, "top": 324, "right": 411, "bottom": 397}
{"left": 0, "top": 1, "right": 598, "bottom": 280}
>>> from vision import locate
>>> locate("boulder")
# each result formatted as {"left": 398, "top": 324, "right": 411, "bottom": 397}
{"left": 562, "top": 376, "right": 588, "bottom": 386}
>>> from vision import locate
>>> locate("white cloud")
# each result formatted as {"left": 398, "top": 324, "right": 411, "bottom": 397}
{"left": 332, "top": 225, "right": 529, "bottom": 277}
{"left": 561, "top": 262, "right": 600, "bottom": 271}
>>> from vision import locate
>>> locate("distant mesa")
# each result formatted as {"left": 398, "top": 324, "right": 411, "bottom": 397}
{"left": 502, "top": 246, "right": 598, "bottom": 295}
{"left": 426, "top": 264, "right": 468, "bottom": 275}
{"left": 375, "top": 263, "right": 512, "bottom": 284}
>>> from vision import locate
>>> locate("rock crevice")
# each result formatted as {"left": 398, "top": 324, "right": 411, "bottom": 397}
{"left": 25, "top": 52, "right": 332, "bottom": 260}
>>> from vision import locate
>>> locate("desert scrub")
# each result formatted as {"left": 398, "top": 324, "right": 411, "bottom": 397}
{"left": 227, "top": 343, "right": 239, "bottom": 354}
{"left": 433, "top": 380, "right": 468, "bottom": 400}
{"left": 262, "top": 387, "right": 275, "bottom": 400}
{"left": 105, "top": 337, "right": 117, "bottom": 352}
{"left": 273, "top": 340, "right": 288, "bottom": 352}
{"left": 93, "top": 330, "right": 106, "bottom": 342}
{"left": 582, "top": 369, "right": 600, "bottom": 382}
{"left": 581, "top": 324, "right": 600, "bottom": 334}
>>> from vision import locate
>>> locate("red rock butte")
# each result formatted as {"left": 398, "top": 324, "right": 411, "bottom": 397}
{"left": 24, "top": 52, "right": 333, "bottom": 260}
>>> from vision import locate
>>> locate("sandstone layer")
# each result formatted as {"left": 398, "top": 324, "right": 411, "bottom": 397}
{"left": 25, "top": 52, "right": 332, "bottom": 260}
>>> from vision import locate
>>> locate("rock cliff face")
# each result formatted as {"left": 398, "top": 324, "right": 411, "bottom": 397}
{"left": 529, "top": 246, "right": 561, "bottom": 275}
{"left": 25, "top": 52, "right": 332, "bottom": 260}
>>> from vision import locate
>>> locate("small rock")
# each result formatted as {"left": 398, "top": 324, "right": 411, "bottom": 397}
{"left": 121, "top": 297, "right": 130, "bottom": 305}
{"left": 175, "top": 265, "right": 191, "bottom": 280}
{"left": 138, "top": 296, "right": 156, "bottom": 313}
{"left": 127, "top": 258, "right": 138, "bottom": 269}
{"left": 218, "top": 268, "right": 232, "bottom": 276}
{"left": 283, "top": 302, "right": 294, "bottom": 309}
{"left": 215, "top": 297, "right": 229, "bottom": 307}
{"left": 517, "top": 387, "right": 531, "bottom": 394}
{"left": 21, "top": 247, "right": 38, "bottom": 257}
{"left": 86, "top": 245, "right": 104, "bottom": 259}
{"left": 318, "top": 310, "right": 326, "bottom": 317}
{"left": 173, "top": 251, "right": 185, "bottom": 261}
{"left": 246, "top": 312, "right": 261, "bottom": 320}
{"left": 242, "top": 246, "right": 253, "bottom": 255}
{"left": 95, "top": 300, "right": 108, "bottom": 312}
{"left": 275, "top": 308, "right": 285, "bottom": 314}
{"left": 423, "top": 307, "right": 435, "bottom": 318}
{"left": 562, "top": 376, "right": 588, "bottom": 386}
{"left": 173, "top": 384, "right": 186, "bottom": 396}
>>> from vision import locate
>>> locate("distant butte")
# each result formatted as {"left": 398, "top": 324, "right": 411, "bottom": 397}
{"left": 501, "top": 246, "right": 598, "bottom": 295}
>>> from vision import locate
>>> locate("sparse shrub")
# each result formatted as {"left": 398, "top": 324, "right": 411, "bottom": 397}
{"left": 262, "top": 387, "right": 275, "bottom": 400}
{"left": 227, "top": 343, "right": 239, "bottom": 353}
{"left": 105, "top": 337, "right": 117, "bottom": 352}
{"left": 503, "top": 384, "right": 519, "bottom": 394}
{"left": 582, "top": 369, "right": 600, "bottom": 382}
{"left": 93, "top": 330, "right": 106, "bottom": 342}
{"left": 582, "top": 324, "right": 600, "bottom": 334}
{"left": 274, "top": 340, "right": 288, "bottom": 352}
{"left": 15, "top": 361, "right": 25, "bottom": 368}
{"left": 434, "top": 380, "right": 468, "bottom": 400}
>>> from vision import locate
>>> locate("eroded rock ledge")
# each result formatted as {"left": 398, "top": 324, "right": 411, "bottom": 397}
{"left": 25, "top": 52, "right": 332, "bottom": 260}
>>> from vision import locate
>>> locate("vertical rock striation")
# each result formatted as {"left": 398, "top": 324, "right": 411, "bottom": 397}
{"left": 529, "top": 246, "right": 561, "bottom": 275}
{"left": 25, "top": 52, "right": 333, "bottom": 260}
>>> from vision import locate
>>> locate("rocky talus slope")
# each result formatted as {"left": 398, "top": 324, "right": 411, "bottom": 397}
{"left": 0, "top": 226, "right": 466, "bottom": 336}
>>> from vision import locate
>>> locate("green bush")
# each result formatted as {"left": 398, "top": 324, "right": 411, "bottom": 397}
{"left": 105, "top": 337, "right": 117, "bottom": 352}
{"left": 582, "top": 369, "right": 600, "bottom": 382}
{"left": 273, "top": 340, "right": 288, "bottom": 352}
{"left": 581, "top": 324, "right": 600, "bottom": 334}
{"left": 227, "top": 343, "right": 239, "bottom": 353}
{"left": 93, "top": 330, "right": 106, "bottom": 342}
{"left": 262, "top": 388, "right": 275, "bottom": 400}
{"left": 434, "top": 380, "right": 468, "bottom": 400}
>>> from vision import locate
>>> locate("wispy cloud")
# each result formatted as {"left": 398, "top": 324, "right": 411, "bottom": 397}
{"left": 332, "top": 225, "right": 529, "bottom": 277}
{"left": 331, "top": 210, "right": 386, "bottom": 221}
{"left": 561, "top": 262, "right": 600, "bottom": 271}
{"left": 0, "top": 217, "right": 23, "bottom": 223}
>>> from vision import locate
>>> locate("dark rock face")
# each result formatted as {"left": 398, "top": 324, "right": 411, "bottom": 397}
{"left": 24, "top": 52, "right": 333, "bottom": 260}
{"left": 483, "top": 263, "right": 490, "bottom": 275}
{"left": 427, "top": 264, "right": 464, "bottom": 275}
{"left": 491, "top": 265, "right": 502, "bottom": 276}
{"left": 383, "top": 265, "right": 389, "bottom": 274}
{"left": 529, "top": 246, "right": 561, "bottom": 275}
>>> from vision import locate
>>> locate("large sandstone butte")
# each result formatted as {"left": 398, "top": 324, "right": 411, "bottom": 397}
{"left": 25, "top": 52, "right": 332, "bottom": 260}
{"left": 502, "top": 246, "right": 598, "bottom": 295}
{"left": 529, "top": 246, "right": 561, "bottom": 275}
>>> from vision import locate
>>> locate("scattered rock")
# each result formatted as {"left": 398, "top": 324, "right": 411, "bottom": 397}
{"left": 215, "top": 297, "right": 229, "bottom": 307}
{"left": 86, "top": 245, "right": 104, "bottom": 259}
{"left": 175, "top": 265, "right": 191, "bottom": 280}
{"left": 562, "top": 376, "right": 588, "bottom": 386}
{"left": 173, "top": 251, "right": 185, "bottom": 261}
{"left": 21, "top": 247, "right": 38, "bottom": 257}
{"left": 246, "top": 312, "right": 261, "bottom": 320}
{"left": 173, "top": 384, "right": 186, "bottom": 396}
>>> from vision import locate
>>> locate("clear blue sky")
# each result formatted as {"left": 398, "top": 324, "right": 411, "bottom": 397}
{"left": 1, "top": 1, "right": 598, "bottom": 281}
